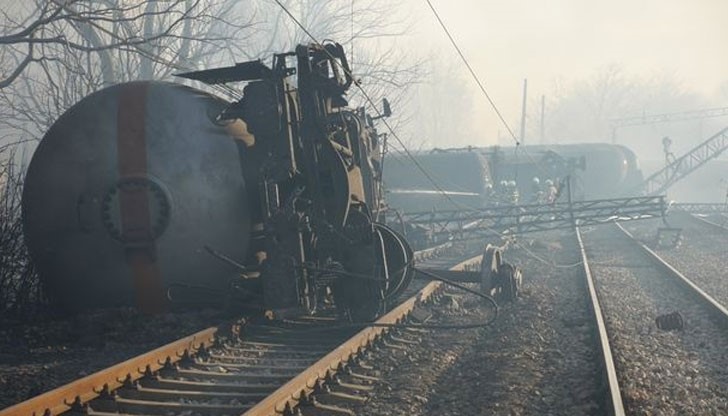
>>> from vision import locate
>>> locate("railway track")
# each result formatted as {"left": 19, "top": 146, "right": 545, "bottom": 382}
{"left": 1, "top": 244, "right": 479, "bottom": 416}
{"left": 579, "top": 222, "right": 728, "bottom": 414}
{"left": 626, "top": 212, "right": 728, "bottom": 307}
{"left": 575, "top": 227, "right": 624, "bottom": 416}
{"left": 326, "top": 229, "right": 603, "bottom": 415}
{"left": 318, "top": 222, "right": 728, "bottom": 415}
{"left": 12, "top": 219, "right": 728, "bottom": 415}
{"left": 686, "top": 212, "right": 728, "bottom": 232}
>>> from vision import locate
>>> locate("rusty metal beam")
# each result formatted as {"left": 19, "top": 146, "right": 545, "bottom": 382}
{"left": 0, "top": 328, "right": 217, "bottom": 416}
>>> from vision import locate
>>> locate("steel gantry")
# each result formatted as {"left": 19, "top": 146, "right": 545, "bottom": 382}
{"left": 640, "top": 126, "right": 728, "bottom": 195}
{"left": 610, "top": 106, "right": 728, "bottom": 130}
{"left": 671, "top": 202, "right": 728, "bottom": 214}
{"left": 392, "top": 195, "right": 667, "bottom": 243}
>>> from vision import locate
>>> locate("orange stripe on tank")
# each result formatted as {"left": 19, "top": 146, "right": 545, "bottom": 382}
{"left": 117, "top": 83, "right": 167, "bottom": 313}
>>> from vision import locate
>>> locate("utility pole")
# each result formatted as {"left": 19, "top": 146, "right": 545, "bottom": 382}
{"left": 519, "top": 78, "right": 527, "bottom": 145}
{"left": 540, "top": 94, "right": 545, "bottom": 143}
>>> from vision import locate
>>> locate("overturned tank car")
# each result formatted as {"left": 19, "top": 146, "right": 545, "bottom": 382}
{"left": 23, "top": 42, "right": 413, "bottom": 321}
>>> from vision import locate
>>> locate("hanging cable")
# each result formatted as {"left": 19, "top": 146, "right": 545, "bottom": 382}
{"left": 261, "top": 266, "right": 499, "bottom": 331}
{"left": 511, "top": 240, "right": 583, "bottom": 269}
{"left": 350, "top": 0, "right": 355, "bottom": 68}
{"left": 423, "top": 0, "right": 558, "bottom": 180}
{"left": 424, "top": 0, "right": 519, "bottom": 145}
{"left": 272, "top": 0, "right": 476, "bottom": 212}
{"left": 270, "top": 0, "right": 570, "bottom": 249}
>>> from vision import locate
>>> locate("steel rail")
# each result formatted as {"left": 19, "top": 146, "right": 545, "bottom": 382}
{"left": 615, "top": 222, "right": 728, "bottom": 324}
{"left": 575, "top": 227, "right": 625, "bottom": 416}
{"left": 687, "top": 213, "right": 728, "bottom": 232}
{"left": 1, "top": 245, "right": 462, "bottom": 416}
{"left": 0, "top": 327, "right": 218, "bottom": 416}
{"left": 242, "top": 254, "right": 481, "bottom": 416}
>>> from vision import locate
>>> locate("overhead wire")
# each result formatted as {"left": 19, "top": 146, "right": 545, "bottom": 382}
{"left": 273, "top": 0, "right": 548, "bottom": 218}
{"left": 272, "top": 0, "right": 545, "bottom": 262}
{"left": 511, "top": 240, "right": 583, "bottom": 269}
{"left": 424, "top": 0, "right": 519, "bottom": 146}
{"left": 271, "top": 0, "right": 475, "bottom": 212}
{"left": 269, "top": 0, "right": 550, "bottom": 279}
{"left": 423, "top": 0, "right": 557, "bottom": 182}
{"left": 258, "top": 4, "right": 580, "bottom": 286}
{"left": 271, "top": 0, "right": 580, "bottom": 269}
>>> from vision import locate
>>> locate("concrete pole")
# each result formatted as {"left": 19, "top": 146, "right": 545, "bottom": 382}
{"left": 540, "top": 94, "right": 545, "bottom": 143}
{"left": 519, "top": 78, "right": 528, "bottom": 145}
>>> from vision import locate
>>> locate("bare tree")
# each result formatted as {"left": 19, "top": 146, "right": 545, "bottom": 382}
{"left": 541, "top": 65, "right": 707, "bottom": 149}
{"left": 0, "top": 0, "right": 256, "bottom": 141}
{"left": 718, "top": 80, "right": 728, "bottom": 103}
{"left": 408, "top": 54, "right": 473, "bottom": 149}
{"left": 1, "top": 0, "right": 426, "bottom": 147}
{"left": 0, "top": 0, "right": 427, "bottom": 316}
{"left": 0, "top": 1, "right": 254, "bottom": 86}
{"left": 246, "top": 0, "right": 426, "bottom": 146}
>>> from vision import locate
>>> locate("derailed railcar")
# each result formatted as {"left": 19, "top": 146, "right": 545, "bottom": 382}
{"left": 384, "top": 143, "right": 644, "bottom": 212}
{"left": 384, "top": 149, "right": 493, "bottom": 212}
{"left": 22, "top": 42, "right": 414, "bottom": 321}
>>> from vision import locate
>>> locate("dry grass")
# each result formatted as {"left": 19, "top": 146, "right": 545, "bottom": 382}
{"left": 0, "top": 145, "right": 44, "bottom": 318}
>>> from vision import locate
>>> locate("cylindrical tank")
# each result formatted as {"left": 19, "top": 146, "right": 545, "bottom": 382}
{"left": 383, "top": 143, "right": 645, "bottom": 213}
{"left": 384, "top": 149, "right": 492, "bottom": 212}
{"left": 474, "top": 143, "right": 644, "bottom": 200}
{"left": 22, "top": 81, "right": 251, "bottom": 312}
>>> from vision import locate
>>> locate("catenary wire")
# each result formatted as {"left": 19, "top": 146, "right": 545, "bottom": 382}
{"left": 423, "top": 0, "right": 560, "bottom": 181}
{"left": 424, "top": 0, "right": 519, "bottom": 145}
{"left": 272, "top": 0, "right": 477, "bottom": 212}
{"left": 271, "top": 0, "right": 580, "bottom": 269}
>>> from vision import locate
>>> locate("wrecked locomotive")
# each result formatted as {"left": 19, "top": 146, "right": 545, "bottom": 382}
{"left": 22, "top": 42, "right": 414, "bottom": 321}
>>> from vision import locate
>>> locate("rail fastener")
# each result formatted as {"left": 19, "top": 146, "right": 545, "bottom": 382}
{"left": 0, "top": 328, "right": 218, "bottom": 416}
{"left": 242, "top": 254, "right": 481, "bottom": 416}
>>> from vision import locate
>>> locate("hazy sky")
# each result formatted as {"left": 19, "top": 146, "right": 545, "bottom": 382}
{"left": 403, "top": 0, "right": 728, "bottom": 143}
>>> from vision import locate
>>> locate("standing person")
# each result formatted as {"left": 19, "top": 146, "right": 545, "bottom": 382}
{"left": 545, "top": 179, "right": 558, "bottom": 204}
{"left": 497, "top": 180, "right": 508, "bottom": 205}
{"left": 662, "top": 136, "right": 676, "bottom": 165}
{"left": 507, "top": 180, "right": 519, "bottom": 205}
{"left": 530, "top": 177, "right": 542, "bottom": 203}
{"left": 484, "top": 180, "right": 495, "bottom": 206}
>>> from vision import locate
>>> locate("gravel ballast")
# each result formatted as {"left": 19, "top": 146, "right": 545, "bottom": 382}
{"left": 585, "top": 223, "right": 728, "bottom": 414}
{"left": 7, "top": 218, "right": 728, "bottom": 414}
{"left": 627, "top": 212, "right": 728, "bottom": 308}
{"left": 0, "top": 308, "right": 221, "bottom": 409}
{"left": 343, "top": 230, "right": 604, "bottom": 415}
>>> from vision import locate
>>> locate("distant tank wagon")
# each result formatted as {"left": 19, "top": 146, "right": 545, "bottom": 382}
{"left": 385, "top": 149, "right": 493, "bottom": 212}
{"left": 384, "top": 143, "right": 644, "bottom": 212}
